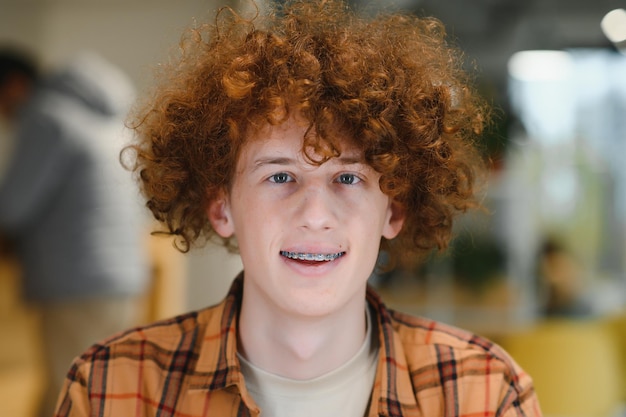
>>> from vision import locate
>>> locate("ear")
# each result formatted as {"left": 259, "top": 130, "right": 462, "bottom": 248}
{"left": 207, "top": 191, "right": 235, "bottom": 238}
{"left": 382, "top": 200, "right": 405, "bottom": 240}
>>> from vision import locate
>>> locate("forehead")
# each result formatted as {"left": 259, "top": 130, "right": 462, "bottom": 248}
{"left": 245, "top": 115, "right": 309, "bottom": 146}
{"left": 238, "top": 117, "right": 362, "bottom": 167}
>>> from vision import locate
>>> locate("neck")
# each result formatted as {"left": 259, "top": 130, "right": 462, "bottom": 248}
{"left": 237, "top": 289, "right": 367, "bottom": 380}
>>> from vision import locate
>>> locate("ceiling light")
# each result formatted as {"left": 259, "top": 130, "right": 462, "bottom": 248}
{"left": 601, "top": 9, "right": 626, "bottom": 50}
{"left": 507, "top": 50, "right": 574, "bottom": 82}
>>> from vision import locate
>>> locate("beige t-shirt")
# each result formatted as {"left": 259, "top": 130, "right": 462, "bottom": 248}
{"left": 238, "top": 307, "right": 379, "bottom": 417}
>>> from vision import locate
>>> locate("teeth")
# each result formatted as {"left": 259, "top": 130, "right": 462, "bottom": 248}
{"left": 280, "top": 251, "right": 345, "bottom": 262}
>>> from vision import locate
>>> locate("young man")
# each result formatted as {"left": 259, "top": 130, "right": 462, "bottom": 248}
{"left": 54, "top": 1, "right": 542, "bottom": 416}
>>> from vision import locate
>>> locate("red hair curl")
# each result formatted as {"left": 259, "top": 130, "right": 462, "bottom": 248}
{"left": 126, "top": 0, "right": 489, "bottom": 262}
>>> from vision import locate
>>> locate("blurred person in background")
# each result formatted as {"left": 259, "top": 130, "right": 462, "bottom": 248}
{"left": 537, "top": 237, "right": 593, "bottom": 317}
{"left": 0, "top": 47, "right": 150, "bottom": 417}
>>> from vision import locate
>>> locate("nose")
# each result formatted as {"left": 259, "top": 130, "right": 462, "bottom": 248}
{"left": 296, "top": 183, "right": 337, "bottom": 231}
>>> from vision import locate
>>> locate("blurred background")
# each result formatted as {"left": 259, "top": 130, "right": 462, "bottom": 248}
{"left": 1, "top": 0, "right": 625, "bottom": 416}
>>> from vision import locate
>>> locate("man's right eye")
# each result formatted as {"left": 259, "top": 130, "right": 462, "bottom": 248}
{"left": 268, "top": 172, "right": 293, "bottom": 183}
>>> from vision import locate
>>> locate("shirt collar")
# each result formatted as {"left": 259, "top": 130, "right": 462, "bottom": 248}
{"left": 366, "top": 286, "right": 420, "bottom": 417}
{"left": 190, "top": 272, "right": 259, "bottom": 411}
{"left": 190, "top": 273, "right": 418, "bottom": 417}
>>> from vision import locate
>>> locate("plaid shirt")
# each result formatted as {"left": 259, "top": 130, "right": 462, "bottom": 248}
{"left": 54, "top": 274, "right": 541, "bottom": 417}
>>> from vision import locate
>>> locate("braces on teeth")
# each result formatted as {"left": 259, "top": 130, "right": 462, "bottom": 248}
{"left": 280, "top": 251, "right": 345, "bottom": 261}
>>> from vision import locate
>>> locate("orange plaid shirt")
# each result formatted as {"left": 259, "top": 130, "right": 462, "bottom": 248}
{"left": 54, "top": 274, "right": 542, "bottom": 417}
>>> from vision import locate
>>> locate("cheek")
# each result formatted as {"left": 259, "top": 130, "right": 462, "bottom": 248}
{"left": 231, "top": 200, "right": 277, "bottom": 241}
{"left": 362, "top": 194, "right": 392, "bottom": 222}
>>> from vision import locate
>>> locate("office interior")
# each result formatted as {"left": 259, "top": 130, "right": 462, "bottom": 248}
{"left": 1, "top": 0, "right": 625, "bottom": 416}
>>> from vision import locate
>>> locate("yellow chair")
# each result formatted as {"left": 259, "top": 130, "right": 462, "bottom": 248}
{"left": 0, "top": 253, "right": 45, "bottom": 417}
{"left": 499, "top": 318, "right": 624, "bottom": 417}
{"left": 140, "top": 231, "right": 188, "bottom": 323}
{"left": 605, "top": 312, "right": 626, "bottom": 402}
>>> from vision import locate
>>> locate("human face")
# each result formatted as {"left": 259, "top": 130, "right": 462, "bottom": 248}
{"left": 208, "top": 117, "right": 404, "bottom": 318}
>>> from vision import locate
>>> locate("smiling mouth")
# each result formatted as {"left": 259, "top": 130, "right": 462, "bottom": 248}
{"left": 280, "top": 251, "right": 346, "bottom": 262}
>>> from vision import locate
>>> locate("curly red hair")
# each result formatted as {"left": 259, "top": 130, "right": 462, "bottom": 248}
{"left": 126, "top": 0, "right": 488, "bottom": 262}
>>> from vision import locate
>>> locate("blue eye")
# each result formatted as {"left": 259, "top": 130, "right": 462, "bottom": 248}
{"left": 337, "top": 173, "right": 360, "bottom": 185}
{"left": 269, "top": 172, "right": 293, "bottom": 183}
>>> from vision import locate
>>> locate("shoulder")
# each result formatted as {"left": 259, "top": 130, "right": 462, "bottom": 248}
{"left": 368, "top": 288, "right": 529, "bottom": 382}
{"left": 387, "top": 308, "right": 521, "bottom": 374}
{"left": 54, "top": 303, "right": 235, "bottom": 416}
{"left": 70, "top": 303, "right": 224, "bottom": 375}
{"left": 388, "top": 309, "right": 498, "bottom": 353}
{"left": 383, "top": 308, "right": 539, "bottom": 413}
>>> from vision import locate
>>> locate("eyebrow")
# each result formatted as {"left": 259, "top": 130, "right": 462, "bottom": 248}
{"left": 252, "top": 157, "right": 294, "bottom": 169}
{"left": 251, "top": 155, "right": 365, "bottom": 171}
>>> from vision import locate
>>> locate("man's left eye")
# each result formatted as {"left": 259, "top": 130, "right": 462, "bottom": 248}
{"left": 336, "top": 173, "right": 360, "bottom": 185}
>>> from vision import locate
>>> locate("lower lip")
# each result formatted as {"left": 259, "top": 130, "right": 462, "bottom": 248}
{"left": 280, "top": 253, "right": 345, "bottom": 276}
